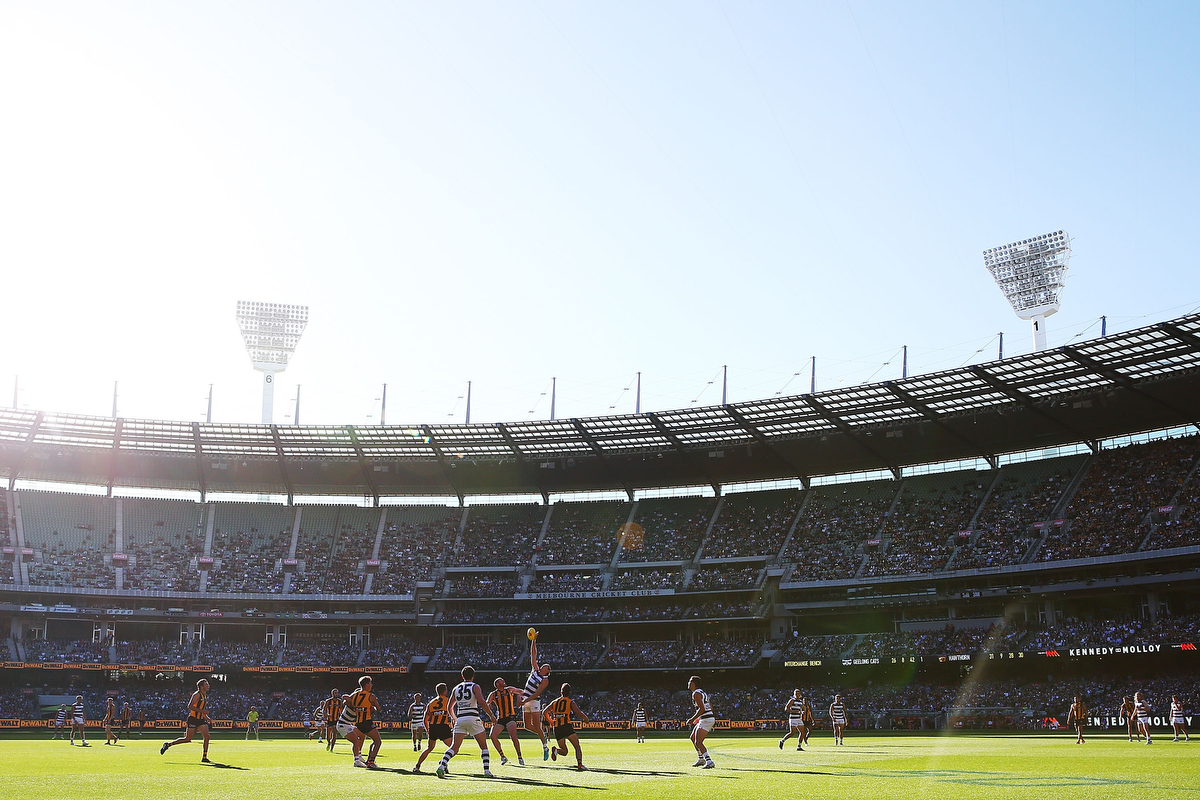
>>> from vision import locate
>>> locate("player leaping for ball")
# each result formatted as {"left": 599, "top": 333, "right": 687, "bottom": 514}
{"left": 686, "top": 676, "right": 715, "bottom": 769}
{"left": 779, "top": 689, "right": 805, "bottom": 751}
{"left": 522, "top": 629, "right": 552, "bottom": 761}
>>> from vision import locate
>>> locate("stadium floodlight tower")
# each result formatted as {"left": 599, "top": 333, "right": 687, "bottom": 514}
{"left": 235, "top": 301, "right": 309, "bottom": 424}
{"left": 983, "top": 230, "right": 1071, "bottom": 352}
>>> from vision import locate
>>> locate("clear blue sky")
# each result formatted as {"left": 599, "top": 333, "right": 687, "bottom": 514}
{"left": 1, "top": 1, "right": 1197, "bottom": 426}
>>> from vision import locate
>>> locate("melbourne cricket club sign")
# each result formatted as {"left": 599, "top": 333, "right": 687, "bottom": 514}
{"left": 514, "top": 588, "right": 675, "bottom": 600}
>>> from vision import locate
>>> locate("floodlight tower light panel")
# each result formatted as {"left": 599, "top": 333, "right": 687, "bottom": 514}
{"left": 983, "top": 230, "right": 1070, "bottom": 352}
{"left": 236, "top": 301, "right": 309, "bottom": 424}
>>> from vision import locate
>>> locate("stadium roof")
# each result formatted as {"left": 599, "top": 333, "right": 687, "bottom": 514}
{"left": 3, "top": 313, "right": 1200, "bottom": 502}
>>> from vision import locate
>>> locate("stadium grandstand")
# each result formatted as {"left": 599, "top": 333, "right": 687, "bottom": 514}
{"left": 1, "top": 312, "right": 1199, "bottom": 733}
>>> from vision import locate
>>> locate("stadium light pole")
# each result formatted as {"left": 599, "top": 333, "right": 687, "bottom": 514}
{"left": 380, "top": 384, "right": 387, "bottom": 426}
{"left": 635, "top": 372, "right": 641, "bottom": 414}
{"left": 550, "top": 377, "right": 556, "bottom": 421}
{"left": 983, "top": 230, "right": 1071, "bottom": 352}
{"left": 236, "top": 301, "right": 309, "bottom": 424}
{"left": 206, "top": 384, "right": 213, "bottom": 423}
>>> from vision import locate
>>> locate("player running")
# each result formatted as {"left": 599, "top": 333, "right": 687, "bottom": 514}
{"left": 414, "top": 683, "right": 454, "bottom": 773}
{"left": 160, "top": 679, "right": 212, "bottom": 762}
{"left": 1119, "top": 696, "right": 1140, "bottom": 742}
{"left": 52, "top": 703, "right": 68, "bottom": 740}
{"left": 829, "top": 695, "right": 848, "bottom": 746}
{"left": 325, "top": 689, "right": 342, "bottom": 752}
{"left": 633, "top": 703, "right": 648, "bottom": 743}
{"left": 1066, "top": 696, "right": 1087, "bottom": 744}
{"left": 436, "top": 665, "right": 499, "bottom": 779}
{"left": 245, "top": 707, "right": 260, "bottom": 741}
{"left": 1171, "top": 696, "right": 1189, "bottom": 742}
{"left": 488, "top": 677, "right": 526, "bottom": 766}
{"left": 685, "top": 676, "right": 715, "bottom": 769}
{"left": 70, "top": 695, "right": 88, "bottom": 746}
{"left": 346, "top": 676, "right": 383, "bottom": 768}
{"left": 408, "top": 693, "right": 426, "bottom": 752}
{"left": 544, "top": 683, "right": 590, "bottom": 771}
{"left": 1134, "top": 692, "right": 1153, "bottom": 745}
{"left": 522, "top": 632, "right": 552, "bottom": 761}
{"left": 779, "top": 689, "right": 806, "bottom": 751}
{"left": 306, "top": 702, "right": 324, "bottom": 741}
{"left": 103, "top": 697, "right": 119, "bottom": 745}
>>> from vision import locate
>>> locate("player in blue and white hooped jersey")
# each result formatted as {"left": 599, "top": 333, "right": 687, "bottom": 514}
{"left": 436, "top": 666, "right": 499, "bottom": 779}
{"left": 686, "top": 676, "right": 715, "bottom": 769}
{"left": 1134, "top": 692, "right": 1153, "bottom": 745}
{"left": 1171, "top": 696, "right": 1189, "bottom": 742}
{"left": 779, "top": 689, "right": 806, "bottom": 751}
{"left": 70, "top": 695, "right": 88, "bottom": 746}
{"left": 522, "top": 632, "right": 552, "bottom": 761}
{"left": 632, "top": 704, "right": 648, "bottom": 743}
{"left": 52, "top": 704, "right": 68, "bottom": 740}
{"left": 829, "top": 695, "right": 848, "bottom": 746}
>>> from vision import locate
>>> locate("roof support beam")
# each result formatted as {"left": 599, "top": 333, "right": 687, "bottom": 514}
{"left": 497, "top": 423, "right": 550, "bottom": 505}
{"left": 106, "top": 419, "right": 123, "bottom": 498}
{"left": 269, "top": 425, "right": 295, "bottom": 505}
{"left": 346, "top": 426, "right": 381, "bottom": 507}
{"left": 570, "top": 419, "right": 636, "bottom": 502}
{"left": 191, "top": 423, "right": 207, "bottom": 503}
{"left": 7, "top": 411, "right": 44, "bottom": 491}
{"left": 969, "top": 365, "right": 1091, "bottom": 442}
{"left": 722, "top": 406, "right": 810, "bottom": 487}
{"left": 421, "top": 425, "right": 465, "bottom": 506}
{"left": 1158, "top": 321, "right": 1200, "bottom": 351}
{"left": 645, "top": 413, "right": 722, "bottom": 496}
{"left": 885, "top": 383, "right": 998, "bottom": 469}
{"left": 801, "top": 396, "right": 902, "bottom": 479}
{"left": 1061, "top": 346, "right": 1198, "bottom": 427}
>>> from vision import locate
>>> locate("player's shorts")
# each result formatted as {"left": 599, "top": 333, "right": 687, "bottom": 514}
{"left": 1137, "top": 716, "right": 1150, "bottom": 724}
{"left": 1172, "top": 716, "right": 1186, "bottom": 724}
{"left": 337, "top": 722, "right": 356, "bottom": 738}
{"left": 495, "top": 716, "right": 518, "bottom": 728}
{"left": 831, "top": 717, "right": 847, "bottom": 726}
{"left": 430, "top": 722, "right": 453, "bottom": 741}
{"left": 73, "top": 716, "right": 85, "bottom": 726}
{"left": 186, "top": 716, "right": 208, "bottom": 729}
{"left": 453, "top": 716, "right": 485, "bottom": 737}
{"left": 554, "top": 723, "right": 576, "bottom": 740}
{"left": 412, "top": 721, "right": 427, "bottom": 731}
{"left": 523, "top": 700, "right": 541, "bottom": 714}
{"left": 788, "top": 717, "right": 805, "bottom": 728}
{"left": 356, "top": 720, "right": 376, "bottom": 734}
{"left": 694, "top": 717, "right": 715, "bottom": 732}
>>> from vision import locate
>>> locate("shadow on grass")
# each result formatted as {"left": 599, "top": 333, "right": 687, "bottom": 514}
{"left": 577, "top": 767, "right": 688, "bottom": 776}
{"left": 724, "top": 768, "right": 835, "bottom": 775}
{"left": 200, "top": 762, "right": 249, "bottom": 770}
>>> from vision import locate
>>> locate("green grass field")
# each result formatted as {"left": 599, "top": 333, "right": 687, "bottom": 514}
{"left": 1, "top": 732, "right": 1194, "bottom": 800}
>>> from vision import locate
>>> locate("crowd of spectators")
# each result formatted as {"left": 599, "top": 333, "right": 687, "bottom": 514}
{"left": 449, "top": 505, "right": 544, "bottom": 567}
{"left": 620, "top": 498, "right": 715, "bottom": 563}
{"left": 205, "top": 530, "right": 289, "bottom": 594}
{"left": 362, "top": 635, "right": 420, "bottom": 667}
{"left": 688, "top": 566, "right": 761, "bottom": 591}
{"left": 609, "top": 568, "right": 680, "bottom": 590}
{"left": 783, "top": 483, "right": 897, "bottom": 581}
{"left": 685, "top": 600, "right": 759, "bottom": 618}
{"left": 447, "top": 573, "right": 521, "bottom": 598}
{"left": 702, "top": 490, "right": 803, "bottom": 559}
{"left": 1041, "top": 437, "right": 1198, "bottom": 561}
{"left": 279, "top": 639, "right": 361, "bottom": 667}
{"left": 596, "top": 640, "right": 683, "bottom": 669}
{"left": 371, "top": 515, "right": 457, "bottom": 594}
{"left": 198, "top": 639, "right": 277, "bottom": 666}
{"left": 529, "top": 571, "right": 605, "bottom": 593}
{"left": 520, "top": 641, "right": 606, "bottom": 670}
{"left": 113, "top": 638, "right": 195, "bottom": 665}
{"left": 26, "top": 546, "right": 116, "bottom": 589}
{"left": 681, "top": 638, "right": 760, "bottom": 667}
{"left": 435, "top": 643, "right": 522, "bottom": 671}
{"left": 23, "top": 638, "right": 110, "bottom": 663}
{"left": 537, "top": 502, "right": 626, "bottom": 566}
{"left": 956, "top": 461, "right": 1076, "bottom": 570}
{"left": 862, "top": 530, "right": 953, "bottom": 577}
{"left": 782, "top": 634, "right": 856, "bottom": 660}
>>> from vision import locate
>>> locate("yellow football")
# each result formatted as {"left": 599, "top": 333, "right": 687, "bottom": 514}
{"left": 527, "top": 627, "right": 537, "bottom": 641}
